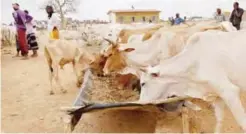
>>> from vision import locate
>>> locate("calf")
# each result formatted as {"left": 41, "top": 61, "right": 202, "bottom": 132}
{"left": 44, "top": 39, "right": 95, "bottom": 95}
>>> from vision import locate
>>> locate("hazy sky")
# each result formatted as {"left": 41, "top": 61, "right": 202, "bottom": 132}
{"left": 1, "top": 0, "right": 246, "bottom": 23}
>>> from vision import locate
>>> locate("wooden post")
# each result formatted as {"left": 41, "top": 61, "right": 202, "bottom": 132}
{"left": 181, "top": 107, "right": 190, "bottom": 133}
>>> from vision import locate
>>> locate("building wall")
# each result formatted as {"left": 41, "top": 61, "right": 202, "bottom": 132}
{"left": 113, "top": 12, "right": 160, "bottom": 24}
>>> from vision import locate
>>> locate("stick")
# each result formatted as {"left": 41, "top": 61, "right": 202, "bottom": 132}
{"left": 182, "top": 107, "right": 190, "bottom": 133}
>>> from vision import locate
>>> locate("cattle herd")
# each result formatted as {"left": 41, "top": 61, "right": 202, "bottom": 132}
{"left": 2, "top": 20, "right": 246, "bottom": 132}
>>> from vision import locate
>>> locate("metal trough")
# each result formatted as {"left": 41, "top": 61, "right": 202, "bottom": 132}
{"left": 61, "top": 69, "right": 194, "bottom": 133}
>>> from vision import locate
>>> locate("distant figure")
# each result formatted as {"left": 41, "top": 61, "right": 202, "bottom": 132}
{"left": 230, "top": 2, "right": 244, "bottom": 30}
{"left": 149, "top": 19, "right": 152, "bottom": 23}
{"left": 168, "top": 17, "right": 174, "bottom": 25}
{"left": 214, "top": 8, "right": 226, "bottom": 22}
{"left": 184, "top": 16, "right": 187, "bottom": 21}
{"left": 24, "top": 10, "right": 39, "bottom": 57}
{"left": 171, "top": 17, "right": 174, "bottom": 25}
{"left": 46, "top": 5, "right": 60, "bottom": 39}
{"left": 12, "top": 3, "right": 29, "bottom": 59}
{"left": 174, "top": 13, "right": 184, "bottom": 25}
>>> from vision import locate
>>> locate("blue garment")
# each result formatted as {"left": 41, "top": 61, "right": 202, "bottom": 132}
{"left": 174, "top": 17, "right": 184, "bottom": 25}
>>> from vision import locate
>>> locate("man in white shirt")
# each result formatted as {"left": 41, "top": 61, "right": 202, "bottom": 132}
{"left": 214, "top": 8, "right": 226, "bottom": 22}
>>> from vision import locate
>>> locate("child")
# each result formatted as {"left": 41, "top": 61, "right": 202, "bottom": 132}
{"left": 24, "top": 10, "right": 39, "bottom": 57}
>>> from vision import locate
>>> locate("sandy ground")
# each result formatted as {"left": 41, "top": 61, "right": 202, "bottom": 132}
{"left": 1, "top": 45, "right": 246, "bottom": 133}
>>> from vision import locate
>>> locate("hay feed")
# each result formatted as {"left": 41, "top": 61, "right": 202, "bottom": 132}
{"left": 86, "top": 75, "right": 140, "bottom": 103}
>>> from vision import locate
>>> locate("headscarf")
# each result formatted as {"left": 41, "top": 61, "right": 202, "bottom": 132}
{"left": 46, "top": 5, "right": 54, "bottom": 19}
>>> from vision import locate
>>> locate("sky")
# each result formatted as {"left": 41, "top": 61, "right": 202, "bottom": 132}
{"left": 1, "top": 0, "right": 246, "bottom": 24}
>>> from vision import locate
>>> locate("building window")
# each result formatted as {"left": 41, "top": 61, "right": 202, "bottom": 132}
{"left": 119, "top": 16, "right": 124, "bottom": 23}
{"left": 152, "top": 16, "right": 156, "bottom": 22}
{"left": 132, "top": 17, "right": 135, "bottom": 22}
{"left": 142, "top": 16, "right": 146, "bottom": 22}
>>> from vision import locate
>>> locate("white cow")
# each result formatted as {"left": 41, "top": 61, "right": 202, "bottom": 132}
{"left": 139, "top": 30, "right": 246, "bottom": 132}
{"left": 59, "top": 30, "right": 82, "bottom": 40}
{"left": 102, "top": 21, "right": 234, "bottom": 76}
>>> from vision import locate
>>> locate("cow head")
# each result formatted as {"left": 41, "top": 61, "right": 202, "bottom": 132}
{"left": 74, "top": 49, "right": 95, "bottom": 87}
{"left": 89, "top": 54, "right": 107, "bottom": 76}
{"left": 102, "top": 39, "right": 135, "bottom": 75}
{"left": 138, "top": 67, "right": 184, "bottom": 102}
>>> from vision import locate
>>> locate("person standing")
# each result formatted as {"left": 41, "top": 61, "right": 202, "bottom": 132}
{"left": 230, "top": 2, "right": 244, "bottom": 30}
{"left": 46, "top": 5, "right": 60, "bottom": 39}
{"left": 171, "top": 17, "right": 175, "bottom": 25}
{"left": 214, "top": 8, "right": 226, "bottom": 22}
{"left": 24, "top": 10, "right": 39, "bottom": 57}
{"left": 174, "top": 13, "right": 184, "bottom": 25}
{"left": 12, "top": 3, "right": 28, "bottom": 59}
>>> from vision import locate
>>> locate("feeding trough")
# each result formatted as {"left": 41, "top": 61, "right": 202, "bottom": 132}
{"left": 61, "top": 69, "right": 198, "bottom": 133}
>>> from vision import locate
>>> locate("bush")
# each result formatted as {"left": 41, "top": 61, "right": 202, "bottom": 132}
{"left": 1, "top": 27, "right": 16, "bottom": 47}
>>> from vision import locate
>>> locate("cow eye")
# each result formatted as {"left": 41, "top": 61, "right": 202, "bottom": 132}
{"left": 141, "top": 83, "right": 145, "bottom": 87}
{"left": 151, "top": 73, "right": 159, "bottom": 77}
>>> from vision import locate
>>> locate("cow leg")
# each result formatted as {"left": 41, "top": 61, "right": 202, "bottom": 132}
{"left": 49, "top": 65, "right": 55, "bottom": 95}
{"left": 212, "top": 99, "right": 225, "bottom": 133}
{"left": 44, "top": 47, "right": 55, "bottom": 95}
{"left": 54, "top": 65, "right": 67, "bottom": 94}
{"left": 72, "top": 62, "right": 81, "bottom": 87}
{"left": 220, "top": 91, "right": 246, "bottom": 132}
{"left": 211, "top": 81, "right": 246, "bottom": 132}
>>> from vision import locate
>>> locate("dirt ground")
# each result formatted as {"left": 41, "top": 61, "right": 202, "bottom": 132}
{"left": 1, "top": 45, "right": 246, "bottom": 133}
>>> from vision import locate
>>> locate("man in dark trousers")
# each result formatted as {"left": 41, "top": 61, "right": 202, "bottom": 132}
{"left": 230, "top": 2, "right": 244, "bottom": 30}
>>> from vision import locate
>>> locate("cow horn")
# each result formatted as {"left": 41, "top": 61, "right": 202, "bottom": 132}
{"left": 139, "top": 67, "right": 148, "bottom": 73}
{"left": 103, "top": 38, "right": 116, "bottom": 46}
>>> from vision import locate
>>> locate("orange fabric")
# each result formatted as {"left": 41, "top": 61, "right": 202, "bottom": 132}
{"left": 49, "top": 29, "right": 59, "bottom": 39}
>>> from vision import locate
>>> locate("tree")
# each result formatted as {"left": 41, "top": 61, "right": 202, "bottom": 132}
{"left": 40, "top": 0, "right": 80, "bottom": 29}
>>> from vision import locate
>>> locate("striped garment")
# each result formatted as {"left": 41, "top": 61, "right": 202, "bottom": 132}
{"left": 27, "top": 33, "right": 38, "bottom": 50}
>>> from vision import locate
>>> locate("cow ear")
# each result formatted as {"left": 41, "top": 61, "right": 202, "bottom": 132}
{"left": 123, "top": 48, "right": 135, "bottom": 52}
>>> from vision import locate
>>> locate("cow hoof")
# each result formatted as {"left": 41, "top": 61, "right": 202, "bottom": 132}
{"left": 50, "top": 91, "right": 55, "bottom": 95}
{"left": 62, "top": 90, "right": 67, "bottom": 94}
